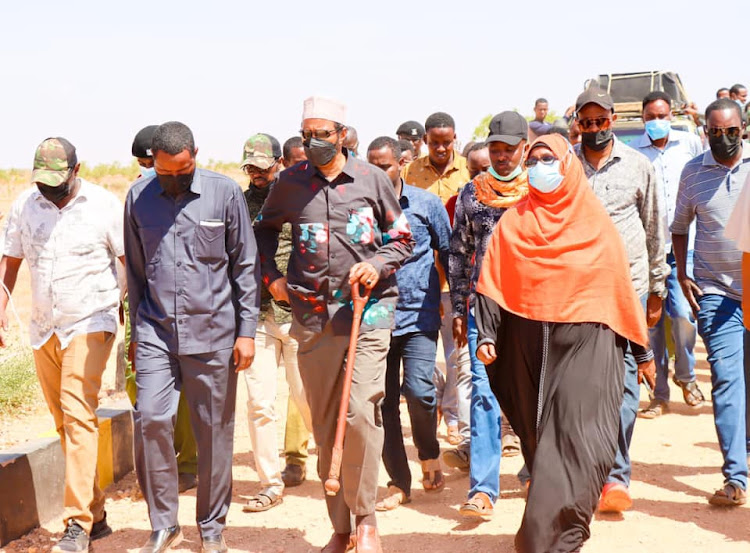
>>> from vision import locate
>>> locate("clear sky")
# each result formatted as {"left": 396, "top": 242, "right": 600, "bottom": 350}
{"left": 0, "top": 0, "right": 740, "bottom": 169}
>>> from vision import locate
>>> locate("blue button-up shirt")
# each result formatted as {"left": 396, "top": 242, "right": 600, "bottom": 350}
{"left": 394, "top": 183, "right": 451, "bottom": 336}
{"left": 630, "top": 129, "right": 703, "bottom": 251}
{"left": 124, "top": 169, "right": 260, "bottom": 355}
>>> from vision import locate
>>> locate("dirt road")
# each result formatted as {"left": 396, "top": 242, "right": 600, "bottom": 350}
{"left": 2, "top": 339, "right": 750, "bottom": 553}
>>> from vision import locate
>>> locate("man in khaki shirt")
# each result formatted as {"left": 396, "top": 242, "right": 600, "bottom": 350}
{"left": 402, "top": 112, "right": 470, "bottom": 203}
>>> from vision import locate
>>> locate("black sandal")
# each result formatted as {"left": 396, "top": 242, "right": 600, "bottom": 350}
{"left": 673, "top": 377, "right": 704, "bottom": 408}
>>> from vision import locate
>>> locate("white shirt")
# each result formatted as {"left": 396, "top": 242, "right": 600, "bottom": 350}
{"left": 3, "top": 179, "right": 124, "bottom": 349}
{"left": 630, "top": 129, "right": 704, "bottom": 251}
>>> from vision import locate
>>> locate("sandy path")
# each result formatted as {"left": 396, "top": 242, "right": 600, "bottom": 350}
{"left": 3, "top": 339, "right": 750, "bottom": 553}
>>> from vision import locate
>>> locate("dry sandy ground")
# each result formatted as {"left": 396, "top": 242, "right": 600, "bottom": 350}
{"left": 2, "top": 340, "right": 750, "bottom": 553}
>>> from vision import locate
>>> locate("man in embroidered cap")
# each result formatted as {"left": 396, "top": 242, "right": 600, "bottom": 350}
{"left": 0, "top": 137, "right": 124, "bottom": 552}
{"left": 255, "top": 97, "right": 414, "bottom": 552}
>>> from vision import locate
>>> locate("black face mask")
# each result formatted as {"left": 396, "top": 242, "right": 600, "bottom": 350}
{"left": 158, "top": 172, "right": 194, "bottom": 196}
{"left": 303, "top": 137, "right": 338, "bottom": 167}
{"left": 708, "top": 133, "right": 743, "bottom": 161}
{"left": 581, "top": 129, "right": 613, "bottom": 151}
{"left": 37, "top": 178, "right": 73, "bottom": 204}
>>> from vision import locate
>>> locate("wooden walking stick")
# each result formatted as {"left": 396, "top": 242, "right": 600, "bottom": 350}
{"left": 324, "top": 281, "right": 371, "bottom": 496}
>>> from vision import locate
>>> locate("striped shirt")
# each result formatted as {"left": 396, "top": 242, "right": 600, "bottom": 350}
{"left": 576, "top": 139, "right": 668, "bottom": 297}
{"left": 670, "top": 147, "right": 750, "bottom": 301}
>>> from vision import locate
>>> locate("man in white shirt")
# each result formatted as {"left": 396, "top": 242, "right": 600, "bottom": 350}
{"left": 629, "top": 91, "right": 706, "bottom": 418}
{"left": 0, "top": 137, "right": 124, "bottom": 553}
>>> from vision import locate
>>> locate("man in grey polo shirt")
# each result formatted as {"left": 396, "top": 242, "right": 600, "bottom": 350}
{"left": 672, "top": 98, "right": 750, "bottom": 506}
{"left": 124, "top": 121, "right": 260, "bottom": 552}
{"left": 630, "top": 91, "right": 706, "bottom": 418}
{"left": 574, "top": 88, "right": 668, "bottom": 513}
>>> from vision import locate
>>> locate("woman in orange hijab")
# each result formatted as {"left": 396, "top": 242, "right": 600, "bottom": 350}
{"left": 474, "top": 134, "right": 650, "bottom": 553}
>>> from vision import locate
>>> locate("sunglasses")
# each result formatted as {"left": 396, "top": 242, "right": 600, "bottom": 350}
{"left": 300, "top": 128, "right": 340, "bottom": 140}
{"left": 705, "top": 126, "right": 742, "bottom": 139}
{"left": 524, "top": 155, "right": 558, "bottom": 168}
{"left": 576, "top": 117, "right": 612, "bottom": 131}
{"left": 244, "top": 164, "right": 275, "bottom": 175}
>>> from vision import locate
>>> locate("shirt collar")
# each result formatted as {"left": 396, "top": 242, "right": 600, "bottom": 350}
{"left": 189, "top": 169, "right": 202, "bottom": 195}
{"left": 633, "top": 128, "right": 684, "bottom": 150}
{"left": 577, "top": 138, "right": 623, "bottom": 170}
{"left": 423, "top": 152, "right": 460, "bottom": 175}
{"left": 398, "top": 180, "right": 411, "bottom": 207}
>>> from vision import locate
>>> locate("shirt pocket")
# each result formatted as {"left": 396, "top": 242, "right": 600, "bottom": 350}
{"left": 195, "top": 222, "right": 226, "bottom": 261}
{"left": 296, "top": 222, "right": 328, "bottom": 255}
{"left": 346, "top": 206, "right": 378, "bottom": 245}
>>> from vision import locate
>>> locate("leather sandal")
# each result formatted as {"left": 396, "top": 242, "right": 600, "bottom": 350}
{"left": 421, "top": 458, "right": 445, "bottom": 492}
{"left": 459, "top": 492, "right": 494, "bottom": 519}
{"left": 242, "top": 489, "right": 283, "bottom": 512}
{"left": 708, "top": 482, "right": 747, "bottom": 506}
{"left": 673, "top": 377, "right": 705, "bottom": 408}
{"left": 375, "top": 485, "right": 410, "bottom": 511}
{"left": 638, "top": 399, "right": 669, "bottom": 419}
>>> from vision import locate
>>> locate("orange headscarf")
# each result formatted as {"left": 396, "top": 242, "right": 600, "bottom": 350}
{"left": 475, "top": 134, "right": 648, "bottom": 346}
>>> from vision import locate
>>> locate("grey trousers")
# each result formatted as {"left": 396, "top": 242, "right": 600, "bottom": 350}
{"left": 133, "top": 342, "right": 237, "bottom": 537}
{"left": 294, "top": 323, "right": 389, "bottom": 534}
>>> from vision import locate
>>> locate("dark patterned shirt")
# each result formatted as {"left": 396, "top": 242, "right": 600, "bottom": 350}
{"left": 449, "top": 180, "right": 507, "bottom": 318}
{"left": 245, "top": 181, "right": 292, "bottom": 324}
{"left": 254, "top": 156, "right": 414, "bottom": 336}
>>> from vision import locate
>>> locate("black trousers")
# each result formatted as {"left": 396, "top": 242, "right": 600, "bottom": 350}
{"left": 483, "top": 306, "right": 624, "bottom": 553}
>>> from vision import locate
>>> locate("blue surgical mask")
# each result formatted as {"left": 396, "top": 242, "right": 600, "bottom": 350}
{"left": 488, "top": 164, "right": 522, "bottom": 182}
{"left": 645, "top": 119, "right": 671, "bottom": 141}
{"left": 140, "top": 166, "right": 156, "bottom": 179}
{"left": 527, "top": 160, "right": 564, "bottom": 193}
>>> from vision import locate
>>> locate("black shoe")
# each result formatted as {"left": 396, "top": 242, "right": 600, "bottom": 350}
{"left": 90, "top": 511, "right": 113, "bottom": 541}
{"left": 281, "top": 463, "right": 306, "bottom": 487}
{"left": 51, "top": 520, "right": 89, "bottom": 552}
{"left": 139, "top": 525, "right": 183, "bottom": 553}
{"left": 178, "top": 472, "right": 198, "bottom": 493}
{"left": 201, "top": 534, "right": 228, "bottom": 553}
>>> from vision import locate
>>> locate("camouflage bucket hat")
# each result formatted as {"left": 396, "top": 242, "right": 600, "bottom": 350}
{"left": 31, "top": 137, "right": 77, "bottom": 187}
{"left": 240, "top": 134, "right": 277, "bottom": 170}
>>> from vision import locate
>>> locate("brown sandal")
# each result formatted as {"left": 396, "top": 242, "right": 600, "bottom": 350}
{"left": 459, "top": 492, "right": 494, "bottom": 519}
{"left": 375, "top": 485, "right": 410, "bottom": 511}
{"left": 673, "top": 377, "right": 705, "bottom": 408}
{"left": 421, "top": 459, "right": 445, "bottom": 492}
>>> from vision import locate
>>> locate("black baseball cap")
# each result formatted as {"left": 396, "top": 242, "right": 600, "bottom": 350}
{"left": 486, "top": 112, "right": 528, "bottom": 145}
{"left": 575, "top": 88, "right": 614, "bottom": 112}
{"left": 132, "top": 125, "right": 158, "bottom": 158}
{"left": 396, "top": 120, "right": 426, "bottom": 139}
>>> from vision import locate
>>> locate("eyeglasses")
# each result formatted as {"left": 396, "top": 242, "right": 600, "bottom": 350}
{"left": 300, "top": 128, "right": 340, "bottom": 140}
{"left": 705, "top": 126, "right": 742, "bottom": 139}
{"left": 524, "top": 155, "right": 558, "bottom": 167}
{"left": 576, "top": 117, "right": 612, "bottom": 130}
{"left": 243, "top": 163, "right": 275, "bottom": 175}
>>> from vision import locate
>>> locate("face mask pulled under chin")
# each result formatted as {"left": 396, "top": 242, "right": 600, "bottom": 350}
{"left": 581, "top": 129, "right": 613, "bottom": 151}
{"left": 303, "top": 137, "right": 338, "bottom": 167}
{"left": 158, "top": 171, "right": 194, "bottom": 196}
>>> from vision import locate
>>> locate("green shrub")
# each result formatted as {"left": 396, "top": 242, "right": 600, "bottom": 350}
{"left": 0, "top": 351, "right": 39, "bottom": 415}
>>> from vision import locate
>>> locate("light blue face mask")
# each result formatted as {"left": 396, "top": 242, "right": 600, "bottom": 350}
{"left": 528, "top": 160, "right": 564, "bottom": 193}
{"left": 488, "top": 164, "right": 522, "bottom": 182}
{"left": 645, "top": 119, "right": 671, "bottom": 141}
{"left": 140, "top": 166, "right": 156, "bottom": 179}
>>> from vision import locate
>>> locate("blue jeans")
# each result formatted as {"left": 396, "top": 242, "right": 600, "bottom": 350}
{"left": 608, "top": 294, "right": 648, "bottom": 487}
{"left": 695, "top": 294, "right": 748, "bottom": 490}
{"left": 466, "top": 310, "right": 502, "bottom": 502}
{"left": 649, "top": 251, "right": 697, "bottom": 401}
{"left": 382, "top": 331, "right": 440, "bottom": 495}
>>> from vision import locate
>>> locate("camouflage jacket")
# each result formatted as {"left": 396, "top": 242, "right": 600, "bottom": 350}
{"left": 245, "top": 181, "right": 292, "bottom": 324}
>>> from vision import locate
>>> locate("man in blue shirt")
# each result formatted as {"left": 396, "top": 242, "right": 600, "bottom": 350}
{"left": 630, "top": 91, "right": 706, "bottom": 418}
{"left": 124, "top": 122, "right": 260, "bottom": 553}
{"left": 367, "top": 136, "right": 451, "bottom": 511}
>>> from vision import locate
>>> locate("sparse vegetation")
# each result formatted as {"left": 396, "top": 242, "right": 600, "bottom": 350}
{"left": 0, "top": 348, "right": 39, "bottom": 415}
